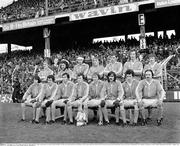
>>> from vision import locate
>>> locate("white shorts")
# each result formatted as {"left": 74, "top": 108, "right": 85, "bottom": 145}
{"left": 105, "top": 100, "right": 116, "bottom": 107}
{"left": 142, "top": 99, "right": 158, "bottom": 108}
{"left": 70, "top": 99, "right": 82, "bottom": 108}
{"left": 23, "top": 98, "right": 36, "bottom": 107}
{"left": 84, "top": 99, "right": 102, "bottom": 107}
{"left": 52, "top": 99, "right": 67, "bottom": 107}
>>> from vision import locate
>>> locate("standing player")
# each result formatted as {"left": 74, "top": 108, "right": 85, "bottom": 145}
{"left": 21, "top": 75, "right": 42, "bottom": 123}
{"left": 123, "top": 50, "right": 143, "bottom": 80}
{"left": 73, "top": 56, "right": 89, "bottom": 79}
{"left": 122, "top": 69, "right": 140, "bottom": 126}
{"left": 87, "top": 57, "right": 104, "bottom": 80}
{"left": 67, "top": 74, "right": 89, "bottom": 124}
{"left": 51, "top": 73, "right": 74, "bottom": 124}
{"left": 34, "top": 75, "right": 58, "bottom": 124}
{"left": 55, "top": 59, "right": 74, "bottom": 82}
{"left": 104, "top": 55, "right": 123, "bottom": 78}
{"left": 83, "top": 73, "right": 104, "bottom": 124}
{"left": 35, "top": 58, "right": 54, "bottom": 82}
{"left": 136, "top": 69, "right": 165, "bottom": 126}
{"left": 143, "top": 54, "right": 162, "bottom": 80}
{"left": 101, "top": 72, "right": 125, "bottom": 126}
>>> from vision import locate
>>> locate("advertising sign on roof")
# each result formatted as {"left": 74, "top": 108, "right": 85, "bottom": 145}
{"left": 2, "top": 16, "right": 55, "bottom": 31}
{"left": 155, "top": 0, "right": 180, "bottom": 8}
{"left": 69, "top": 3, "right": 138, "bottom": 21}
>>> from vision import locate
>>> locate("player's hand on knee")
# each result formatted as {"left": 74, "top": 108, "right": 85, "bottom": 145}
{"left": 113, "top": 100, "right": 120, "bottom": 108}
{"left": 21, "top": 99, "right": 26, "bottom": 103}
{"left": 157, "top": 99, "right": 163, "bottom": 106}
{"left": 35, "top": 102, "right": 41, "bottom": 108}
{"left": 45, "top": 100, "right": 53, "bottom": 107}
{"left": 30, "top": 99, "right": 37, "bottom": 103}
{"left": 100, "top": 100, "right": 106, "bottom": 108}
{"left": 63, "top": 99, "right": 69, "bottom": 104}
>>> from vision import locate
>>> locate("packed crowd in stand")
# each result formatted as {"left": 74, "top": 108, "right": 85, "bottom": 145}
{"left": 0, "top": 0, "right": 145, "bottom": 23}
{"left": 0, "top": 36, "right": 180, "bottom": 98}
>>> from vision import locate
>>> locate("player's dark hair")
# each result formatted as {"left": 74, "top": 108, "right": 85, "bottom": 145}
{"left": 144, "top": 69, "right": 154, "bottom": 77}
{"left": 107, "top": 71, "right": 116, "bottom": 82}
{"left": 92, "top": 73, "right": 100, "bottom": 79}
{"left": 34, "top": 75, "right": 41, "bottom": 83}
{"left": 125, "top": 69, "right": 135, "bottom": 78}
{"left": 62, "top": 73, "right": 70, "bottom": 79}
{"left": 47, "top": 75, "right": 55, "bottom": 82}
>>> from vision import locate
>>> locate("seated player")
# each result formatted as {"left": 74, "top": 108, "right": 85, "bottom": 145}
{"left": 136, "top": 69, "right": 165, "bottom": 126}
{"left": 83, "top": 73, "right": 104, "bottom": 124}
{"left": 122, "top": 69, "right": 140, "bottom": 126}
{"left": 101, "top": 71, "right": 125, "bottom": 126}
{"left": 67, "top": 74, "right": 89, "bottom": 124}
{"left": 51, "top": 73, "right": 74, "bottom": 124}
{"left": 21, "top": 75, "right": 42, "bottom": 123}
{"left": 35, "top": 75, "right": 58, "bottom": 124}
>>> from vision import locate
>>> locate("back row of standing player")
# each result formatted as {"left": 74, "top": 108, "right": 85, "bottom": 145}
{"left": 36, "top": 50, "right": 162, "bottom": 83}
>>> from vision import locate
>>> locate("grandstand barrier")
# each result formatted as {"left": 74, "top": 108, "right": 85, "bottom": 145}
{"left": 1, "top": 91, "right": 180, "bottom": 103}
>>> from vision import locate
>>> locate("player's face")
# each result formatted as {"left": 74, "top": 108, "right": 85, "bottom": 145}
{"left": 34, "top": 79, "right": 38, "bottom": 83}
{"left": 43, "top": 62, "right": 48, "bottom": 68}
{"left": 145, "top": 71, "right": 153, "bottom": 80}
{"left": 149, "top": 57, "right": 155, "bottom": 63}
{"left": 111, "top": 56, "right": 116, "bottom": 63}
{"left": 77, "top": 59, "right": 83, "bottom": 64}
{"left": 109, "top": 74, "right": 115, "bottom": 82}
{"left": 61, "top": 63, "right": 66, "bottom": 70}
{"left": 77, "top": 76, "right": 83, "bottom": 83}
{"left": 47, "top": 78, "right": 53, "bottom": 85}
{"left": 62, "top": 75, "right": 68, "bottom": 82}
{"left": 126, "top": 74, "right": 133, "bottom": 82}
{"left": 130, "top": 52, "right": 136, "bottom": 60}
{"left": 92, "top": 74, "right": 98, "bottom": 82}
{"left": 54, "top": 58, "right": 58, "bottom": 64}
{"left": 93, "top": 59, "right": 99, "bottom": 66}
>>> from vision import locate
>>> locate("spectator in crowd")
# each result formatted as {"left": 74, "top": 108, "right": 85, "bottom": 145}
{"left": 12, "top": 77, "right": 21, "bottom": 103}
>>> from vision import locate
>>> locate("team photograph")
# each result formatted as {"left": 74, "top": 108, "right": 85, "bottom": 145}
{"left": 0, "top": 0, "right": 180, "bottom": 144}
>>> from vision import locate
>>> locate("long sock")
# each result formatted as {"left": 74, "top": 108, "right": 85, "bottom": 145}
{"left": 115, "top": 107, "right": 120, "bottom": 123}
{"left": 120, "top": 110, "right": 126, "bottom": 123}
{"left": 102, "top": 107, "right": 109, "bottom": 122}
{"left": 21, "top": 103, "right": 25, "bottom": 120}
{"left": 134, "top": 110, "right": 139, "bottom": 123}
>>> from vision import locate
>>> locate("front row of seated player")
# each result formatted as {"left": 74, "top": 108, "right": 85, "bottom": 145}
{"left": 21, "top": 69, "right": 165, "bottom": 126}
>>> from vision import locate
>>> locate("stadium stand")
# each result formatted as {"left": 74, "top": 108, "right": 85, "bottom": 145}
{"left": 0, "top": 0, "right": 146, "bottom": 23}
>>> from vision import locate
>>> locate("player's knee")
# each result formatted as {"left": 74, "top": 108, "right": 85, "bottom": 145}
{"left": 21, "top": 102, "right": 25, "bottom": 107}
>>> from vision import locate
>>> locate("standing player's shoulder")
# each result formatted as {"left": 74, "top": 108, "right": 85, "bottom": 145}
{"left": 153, "top": 79, "right": 161, "bottom": 84}
{"left": 133, "top": 78, "right": 140, "bottom": 84}
{"left": 139, "top": 79, "right": 146, "bottom": 85}
{"left": 116, "top": 80, "right": 122, "bottom": 85}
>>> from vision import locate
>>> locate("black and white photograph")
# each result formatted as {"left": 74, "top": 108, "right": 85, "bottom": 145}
{"left": 0, "top": 0, "right": 180, "bottom": 144}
